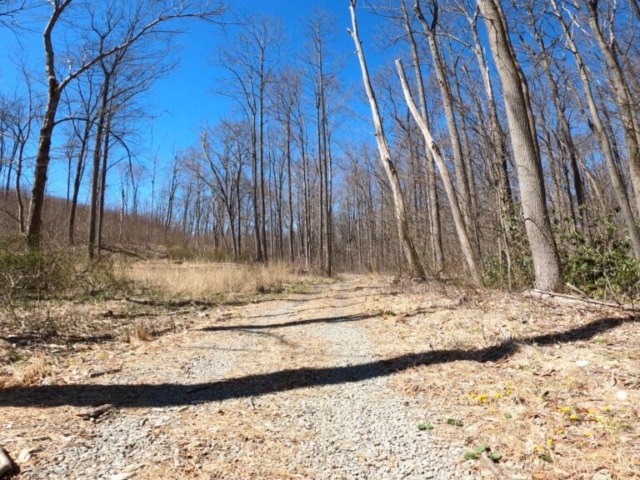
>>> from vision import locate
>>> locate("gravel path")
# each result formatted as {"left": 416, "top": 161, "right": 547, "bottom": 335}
{"left": 3, "top": 277, "right": 484, "bottom": 479}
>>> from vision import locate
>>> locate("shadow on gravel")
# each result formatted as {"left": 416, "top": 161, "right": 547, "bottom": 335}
{"left": 199, "top": 312, "right": 376, "bottom": 332}
{"left": 242, "top": 303, "right": 363, "bottom": 319}
{"left": 1, "top": 316, "right": 636, "bottom": 408}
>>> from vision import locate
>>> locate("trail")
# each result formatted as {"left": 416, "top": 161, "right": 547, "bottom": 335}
{"left": 4, "top": 277, "right": 478, "bottom": 479}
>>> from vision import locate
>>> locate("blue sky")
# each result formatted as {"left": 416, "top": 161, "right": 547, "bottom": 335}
{"left": 0, "top": 1, "right": 384, "bottom": 203}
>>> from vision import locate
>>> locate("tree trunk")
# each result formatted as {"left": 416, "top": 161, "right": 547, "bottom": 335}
{"left": 414, "top": 0, "right": 473, "bottom": 233}
{"left": 551, "top": 0, "right": 640, "bottom": 258}
{"left": 586, "top": 0, "right": 640, "bottom": 214}
{"left": 400, "top": 0, "right": 444, "bottom": 274}
{"left": 88, "top": 73, "right": 110, "bottom": 259}
{"left": 478, "top": 0, "right": 563, "bottom": 291}
{"left": 349, "top": 0, "right": 426, "bottom": 280}
{"left": 396, "top": 59, "right": 481, "bottom": 285}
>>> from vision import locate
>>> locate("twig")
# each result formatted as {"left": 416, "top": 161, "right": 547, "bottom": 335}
{"left": 481, "top": 451, "right": 505, "bottom": 480}
{"left": 1, "top": 435, "right": 51, "bottom": 443}
{"left": 88, "top": 367, "right": 122, "bottom": 378}
{"left": 76, "top": 404, "right": 115, "bottom": 420}
{"left": 125, "top": 297, "right": 217, "bottom": 308}
{"left": 565, "top": 282, "right": 588, "bottom": 297}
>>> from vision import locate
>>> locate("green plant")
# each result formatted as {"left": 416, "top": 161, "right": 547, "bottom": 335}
{"left": 417, "top": 421, "right": 433, "bottom": 431}
{"left": 446, "top": 418, "right": 463, "bottom": 427}
{"left": 483, "top": 206, "right": 535, "bottom": 290}
{"left": 464, "top": 444, "right": 502, "bottom": 462}
{"left": 0, "top": 236, "right": 129, "bottom": 301}
{"left": 560, "top": 215, "right": 640, "bottom": 301}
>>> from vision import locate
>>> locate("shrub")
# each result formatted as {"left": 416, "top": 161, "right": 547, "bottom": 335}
{"left": 561, "top": 217, "right": 640, "bottom": 301}
{"left": 0, "top": 236, "right": 128, "bottom": 300}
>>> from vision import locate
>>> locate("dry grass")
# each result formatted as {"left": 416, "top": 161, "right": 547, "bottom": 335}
{"left": 364, "top": 279, "right": 640, "bottom": 480}
{"left": 130, "top": 319, "right": 153, "bottom": 343}
{"left": 1, "top": 351, "right": 58, "bottom": 387}
{"left": 125, "top": 261, "right": 298, "bottom": 298}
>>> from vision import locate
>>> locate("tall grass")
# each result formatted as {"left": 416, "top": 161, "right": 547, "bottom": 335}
{"left": 125, "top": 261, "right": 295, "bottom": 297}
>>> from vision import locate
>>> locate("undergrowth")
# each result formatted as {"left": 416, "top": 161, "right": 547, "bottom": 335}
{"left": 483, "top": 212, "right": 640, "bottom": 301}
{"left": 0, "top": 235, "right": 131, "bottom": 302}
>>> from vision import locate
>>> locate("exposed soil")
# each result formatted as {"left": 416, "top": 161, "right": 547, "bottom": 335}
{"left": 1, "top": 275, "right": 639, "bottom": 479}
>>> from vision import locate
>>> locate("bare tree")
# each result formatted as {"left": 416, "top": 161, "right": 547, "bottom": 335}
{"left": 550, "top": 0, "right": 640, "bottom": 258}
{"left": 413, "top": 0, "right": 474, "bottom": 236}
{"left": 217, "top": 14, "right": 284, "bottom": 262}
{"left": 395, "top": 59, "right": 481, "bottom": 284}
{"left": 348, "top": 0, "right": 426, "bottom": 280}
{"left": 398, "top": 0, "right": 444, "bottom": 274}
{"left": 584, "top": 0, "right": 640, "bottom": 214}
{"left": 24, "top": 0, "right": 225, "bottom": 251}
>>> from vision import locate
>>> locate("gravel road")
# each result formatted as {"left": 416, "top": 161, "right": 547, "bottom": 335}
{"left": 4, "top": 278, "right": 485, "bottom": 479}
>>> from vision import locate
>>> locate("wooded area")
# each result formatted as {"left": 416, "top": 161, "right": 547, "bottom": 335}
{"left": 3, "top": 0, "right": 640, "bottom": 297}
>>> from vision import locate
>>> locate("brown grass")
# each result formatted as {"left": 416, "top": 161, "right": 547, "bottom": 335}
{"left": 125, "top": 261, "right": 297, "bottom": 298}
{"left": 364, "top": 279, "right": 640, "bottom": 480}
{"left": 2, "top": 351, "right": 58, "bottom": 387}
{"left": 131, "top": 319, "right": 153, "bottom": 342}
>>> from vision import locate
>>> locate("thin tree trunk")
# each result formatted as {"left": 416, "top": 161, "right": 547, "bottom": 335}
{"left": 348, "top": 0, "right": 426, "bottom": 280}
{"left": 586, "top": 0, "right": 640, "bottom": 214}
{"left": 551, "top": 0, "right": 640, "bottom": 258}
{"left": 414, "top": 0, "right": 473, "bottom": 232}
{"left": 88, "top": 73, "right": 110, "bottom": 259}
{"left": 400, "top": 0, "right": 444, "bottom": 273}
{"left": 396, "top": 59, "right": 481, "bottom": 285}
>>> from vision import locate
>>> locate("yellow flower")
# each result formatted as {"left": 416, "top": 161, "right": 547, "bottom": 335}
{"left": 585, "top": 431, "right": 593, "bottom": 437}
{"left": 588, "top": 408, "right": 595, "bottom": 415}
{"left": 559, "top": 406, "right": 571, "bottom": 412}
{"left": 494, "top": 392, "right": 502, "bottom": 399}
{"left": 546, "top": 438, "right": 554, "bottom": 445}
{"left": 556, "top": 429, "right": 564, "bottom": 435}
{"left": 595, "top": 416, "right": 602, "bottom": 422}
{"left": 534, "top": 445, "right": 544, "bottom": 452}
{"left": 569, "top": 414, "right": 578, "bottom": 420}
{"left": 478, "top": 394, "right": 488, "bottom": 403}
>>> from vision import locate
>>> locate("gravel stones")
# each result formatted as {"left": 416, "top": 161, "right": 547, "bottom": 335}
{"left": 6, "top": 279, "right": 483, "bottom": 479}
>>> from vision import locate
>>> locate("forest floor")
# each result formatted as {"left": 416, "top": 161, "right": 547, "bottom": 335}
{"left": 1, "top": 271, "right": 639, "bottom": 479}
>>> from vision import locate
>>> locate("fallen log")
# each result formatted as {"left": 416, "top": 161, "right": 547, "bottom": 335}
{"left": 124, "top": 297, "right": 217, "bottom": 308}
{"left": 526, "top": 289, "right": 638, "bottom": 311}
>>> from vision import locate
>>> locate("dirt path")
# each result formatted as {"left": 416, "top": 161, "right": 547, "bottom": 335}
{"left": 2, "top": 277, "right": 478, "bottom": 480}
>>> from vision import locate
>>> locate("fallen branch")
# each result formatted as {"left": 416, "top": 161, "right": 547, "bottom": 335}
{"left": 100, "top": 245, "right": 147, "bottom": 259}
{"left": 480, "top": 451, "right": 505, "bottom": 480}
{"left": 125, "top": 297, "right": 217, "bottom": 308}
{"left": 526, "top": 289, "right": 637, "bottom": 311}
{"left": 1, "top": 435, "right": 50, "bottom": 443}
{"left": 565, "top": 282, "right": 588, "bottom": 297}
{"left": 76, "top": 404, "right": 115, "bottom": 420}
{"left": 88, "top": 367, "right": 122, "bottom": 378}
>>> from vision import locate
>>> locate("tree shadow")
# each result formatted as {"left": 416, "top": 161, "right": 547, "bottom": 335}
{"left": 200, "top": 312, "right": 376, "bottom": 332}
{"left": 241, "top": 302, "right": 363, "bottom": 319}
{"left": 2, "top": 334, "right": 115, "bottom": 346}
{"left": 0, "top": 315, "right": 635, "bottom": 408}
